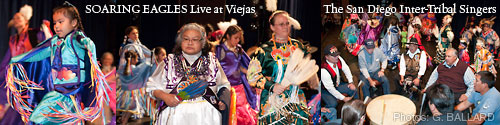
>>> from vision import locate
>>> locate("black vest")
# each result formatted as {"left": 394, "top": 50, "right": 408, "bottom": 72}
{"left": 321, "top": 60, "right": 345, "bottom": 90}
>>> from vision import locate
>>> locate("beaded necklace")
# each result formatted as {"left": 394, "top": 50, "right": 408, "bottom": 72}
{"left": 270, "top": 34, "right": 297, "bottom": 64}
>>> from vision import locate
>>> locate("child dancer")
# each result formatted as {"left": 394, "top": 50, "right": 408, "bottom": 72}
{"left": 458, "top": 40, "right": 470, "bottom": 65}
{"left": 101, "top": 52, "right": 117, "bottom": 124}
{"left": 215, "top": 25, "right": 258, "bottom": 124}
{"left": 117, "top": 26, "right": 153, "bottom": 124}
{"left": 401, "top": 26, "right": 408, "bottom": 50}
{"left": 5, "top": 2, "right": 110, "bottom": 124}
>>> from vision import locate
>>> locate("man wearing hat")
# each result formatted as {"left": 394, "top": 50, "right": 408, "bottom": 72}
{"left": 321, "top": 44, "right": 358, "bottom": 109}
{"left": 397, "top": 38, "right": 427, "bottom": 95}
{"left": 358, "top": 39, "right": 390, "bottom": 98}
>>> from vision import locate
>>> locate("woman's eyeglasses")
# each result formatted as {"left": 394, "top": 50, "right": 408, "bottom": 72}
{"left": 183, "top": 38, "right": 201, "bottom": 43}
{"left": 274, "top": 22, "right": 290, "bottom": 27}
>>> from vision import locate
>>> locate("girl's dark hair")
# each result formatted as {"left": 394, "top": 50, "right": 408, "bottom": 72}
{"left": 125, "top": 26, "right": 139, "bottom": 36}
{"left": 53, "top": 1, "right": 84, "bottom": 31}
{"left": 123, "top": 50, "right": 138, "bottom": 75}
{"left": 172, "top": 23, "right": 211, "bottom": 56}
{"left": 341, "top": 100, "right": 366, "bottom": 125}
{"left": 124, "top": 50, "right": 138, "bottom": 59}
{"left": 205, "top": 24, "right": 214, "bottom": 35}
{"left": 154, "top": 46, "right": 166, "bottom": 56}
{"left": 205, "top": 24, "right": 216, "bottom": 41}
{"left": 221, "top": 25, "right": 244, "bottom": 45}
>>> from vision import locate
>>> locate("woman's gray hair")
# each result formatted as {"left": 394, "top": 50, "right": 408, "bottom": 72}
{"left": 175, "top": 23, "right": 207, "bottom": 47}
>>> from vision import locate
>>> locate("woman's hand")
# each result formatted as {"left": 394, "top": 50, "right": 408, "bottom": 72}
{"left": 218, "top": 101, "right": 226, "bottom": 110}
{"left": 240, "top": 66, "right": 247, "bottom": 74}
{"left": 164, "top": 94, "right": 181, "bottom": 107}
{"left": 153, "top": 90, "right": 181, "bottom": 107}
{"left": 273, "top": 84, "right": 287, "bottom": 95}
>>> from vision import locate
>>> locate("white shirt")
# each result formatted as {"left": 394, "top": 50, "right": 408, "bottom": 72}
{"left": 146, "top": 53, "right": 231, "bottom": 100}
{"left": 182, "top": 51, "right": 202, "bottom": 64}
{"left": 320, "top": 56, "right": 353, "bottom": 100}
{"left": 399, "top": 49, "right": 427, "bottom": 76}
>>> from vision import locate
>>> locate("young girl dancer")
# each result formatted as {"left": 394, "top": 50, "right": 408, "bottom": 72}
{"left": 5, "top": 2, "right": 110, "bottom": 124}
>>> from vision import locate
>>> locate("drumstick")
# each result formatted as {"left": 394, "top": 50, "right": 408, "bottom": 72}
{"left": 381, "top": 100, "right": 386, "bottom": 125}
{"left": 349, "top": 81, "right": 363, "bottom": 98}
{"left": 419, "top": 93, "right": 426, "bottom": 116}
{"left": 364, "top": 96, "right": 370, "bottom": 104}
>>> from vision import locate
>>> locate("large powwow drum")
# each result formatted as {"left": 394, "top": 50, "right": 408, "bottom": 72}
{"left": 367, "top": 94, "right": 416, "bottom": 125}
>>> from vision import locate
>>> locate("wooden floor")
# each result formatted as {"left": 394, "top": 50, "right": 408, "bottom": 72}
{"left": 115, "top": 113, "right": 150, "bottom": 125}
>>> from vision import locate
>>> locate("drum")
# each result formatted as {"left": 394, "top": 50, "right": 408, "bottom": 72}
{"left": 366, "top": 94, "right": 416, "bottom": 125}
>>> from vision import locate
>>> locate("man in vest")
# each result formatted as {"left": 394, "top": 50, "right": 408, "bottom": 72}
{"left": 397, "top": 38, "right": 427, "bottom": 95}
{"left": 321, "top": 44, "right": 358, "bottom": 109}
{"left": 358, "top": 39, "right": 390, "bottom": 98}
{"left": 425, "top": 48, "right": 475, "bottom": 105}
